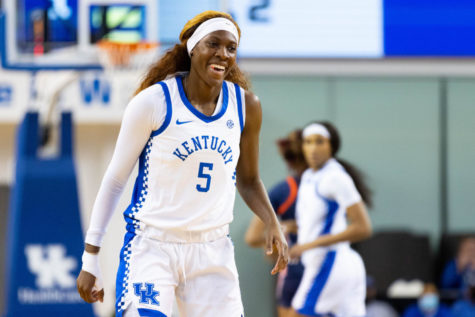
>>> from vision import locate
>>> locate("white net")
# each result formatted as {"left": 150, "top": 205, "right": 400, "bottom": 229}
{"left": 97, "top": 40, "right": 160, "bottom": 72}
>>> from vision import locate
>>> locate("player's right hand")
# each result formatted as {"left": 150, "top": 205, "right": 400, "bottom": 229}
{"left": 265, "top": 221, "right": 289, "bottom": 275}
{"left": 77, "top": 270, "right": 104, "bottom": 303}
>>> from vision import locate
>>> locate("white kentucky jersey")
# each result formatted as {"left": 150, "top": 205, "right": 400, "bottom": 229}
{"left": 296, "top": 158, "right": 362, "bottom": 265}
{"left": 123, "top": 75, "right": 245, "bottom": 234}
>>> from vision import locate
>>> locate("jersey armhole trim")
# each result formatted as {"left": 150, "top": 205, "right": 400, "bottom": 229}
{"left": 234, "top": 83, "right": 244, "bottom": 132}
{"left": 151, "top": 81, "right": 172, "bottom": 137}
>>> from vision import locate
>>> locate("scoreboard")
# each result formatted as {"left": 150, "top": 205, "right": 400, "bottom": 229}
{"left": 229, "top": 0, "right": 475, "bottom": 58}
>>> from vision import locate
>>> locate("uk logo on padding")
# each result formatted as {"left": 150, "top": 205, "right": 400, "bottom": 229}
{"left": 24, "top": 244, "right": 77, "bottom": 288}
{"left": 133, "top": 283, "right": 160, "bottom": 306}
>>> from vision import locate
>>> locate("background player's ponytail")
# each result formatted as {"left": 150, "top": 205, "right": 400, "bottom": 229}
{"left": 277, "top": 129, "right": 308, "bottom": 176}
{"left": 315, "top": 121, "right": 373, "bottom": 208}
{"left": 135, "top": 11, "right": 250, "bottom": 95}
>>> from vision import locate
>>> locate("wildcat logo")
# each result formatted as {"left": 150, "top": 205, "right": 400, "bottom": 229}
{"left": 133, "top": 283, "right": 160, "bottom": 306}
{"left": 24, "top": 244, "right": 77, "bottom": 288}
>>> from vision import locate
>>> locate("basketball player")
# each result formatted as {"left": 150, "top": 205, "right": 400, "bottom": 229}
{"left": 245, "top": 129, "right": 307, "bottom": 317}
{"left": 289, "top": 122, "right": 372, "bottom": 317}
{"left": 76, "top": 11, "right": 288, "bottom": 317}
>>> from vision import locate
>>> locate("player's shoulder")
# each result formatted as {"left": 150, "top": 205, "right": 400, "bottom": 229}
{"left": 132, "top": 82, "right": 166, "bottom": 104}
{"left": 125, "top": 82, "right": 169, "bottom": 122}
{"left": 321, "top": 160, "right": 354, "bottom": 188}
{"left": 243, "top": 89, "right": 260, "bottom": 109}
{"left": 322, "top": 159, "right": 346, "bottom": 176}
{"left": 162, "top": 74, "right": 180, "bottom": 86}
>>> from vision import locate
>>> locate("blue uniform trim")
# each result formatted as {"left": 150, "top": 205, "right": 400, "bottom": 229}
{"left": 320, "top": 199, "right": 339, "bottom": 235}
{"left": 298, "top": 251, "right": 337, "bottom": 316}
{"left": 115, "top": 231, "right": 137, "bottom": 317}
{"left": 117, "top": 133, "right": 153, "bottom": 315}
{"left": 138, "top": 308, "right": 168, "bottom": 317}
{"left": 234, "top": 83, "right": 244, "bottom": 132}
{"left": 175, "top": 76, "right": 229, "bottom": 123}
{"left": 123, "top": 138, "right": 152, "bottom": 232}
{"left": 151, "top": 81, "right": 173, "bottom": 137}
{"left": 315, "top": 185, "right": 339, "bottom": 236}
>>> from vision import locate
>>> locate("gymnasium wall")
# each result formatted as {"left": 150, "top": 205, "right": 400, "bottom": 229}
{"left": 1, "top": 75, "right": 474, "bottom": 317}
{"left": 232, "top": 76, "right": 475, "bottom": 317}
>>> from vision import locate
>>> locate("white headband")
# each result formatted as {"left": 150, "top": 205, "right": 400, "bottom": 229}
{"left": 186, "top": 17, "right": 239, "bottom": 56}
{"left": 302, "top": 124, "right": 331, "bottom": 139}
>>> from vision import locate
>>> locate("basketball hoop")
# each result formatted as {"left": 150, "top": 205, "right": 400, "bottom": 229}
{"left": 97, "top": 40, "right": 160, "bottom": 72}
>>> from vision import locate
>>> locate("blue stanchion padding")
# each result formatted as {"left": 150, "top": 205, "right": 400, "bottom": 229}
{"left": 4, "top": 112, "right": 94, "bottom": 316}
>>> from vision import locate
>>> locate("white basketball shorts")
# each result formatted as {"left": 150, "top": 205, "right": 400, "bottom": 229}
{"left": 116, "top": 225, "right": 244, "bottom": 317}
{"left": 292, "top": 248, "right": 366, "bottom": 317}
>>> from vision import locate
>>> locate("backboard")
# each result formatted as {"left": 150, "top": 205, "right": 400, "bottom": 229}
{"left": 1, "top": 0, "right": 158, "bottom": 71}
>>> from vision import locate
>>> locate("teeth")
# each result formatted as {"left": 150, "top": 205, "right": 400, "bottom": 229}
{"left": 211, "top": 64, "right": 225, "bottom": 71}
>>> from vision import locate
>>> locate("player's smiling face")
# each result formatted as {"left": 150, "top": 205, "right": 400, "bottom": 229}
{"left": 190, "top": 30, "right": 238, "bottom": 86}
{"left": 303, "top": 134, "right": 332, "bottom": 170}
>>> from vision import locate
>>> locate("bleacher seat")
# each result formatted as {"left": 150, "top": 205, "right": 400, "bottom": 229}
{"left": 353, "top": 230, "right": 433, "bottom": 295}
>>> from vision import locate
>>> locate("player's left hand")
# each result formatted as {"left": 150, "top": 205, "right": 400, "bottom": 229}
{"left": 265, "top": 222, "right": 289, "bottom": 275}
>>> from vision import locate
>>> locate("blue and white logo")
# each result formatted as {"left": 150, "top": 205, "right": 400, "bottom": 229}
{"left": 80, "top": 76, "right": 110, "bottom": 105}
{"left": 133, "top": 283, "right": 160, "bottom": 306}
{"left": 25, "top": 244, "right": 77, "bottom": 289}
{"left": 226, "top": 119, "right": 234, "bottom": 129}
{"left": 176, "top": 119, "right": 193, "bottom": 125}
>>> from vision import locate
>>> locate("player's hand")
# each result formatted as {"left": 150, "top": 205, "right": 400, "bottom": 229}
{"left": 265, "top": 222, "right": 289, "bottom": 275}
{"left": 77, "top": 270, "right": 104, "bottom": 303}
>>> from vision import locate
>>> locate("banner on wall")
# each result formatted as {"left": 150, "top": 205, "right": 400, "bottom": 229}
{"left": 0, "top": 70, "right": 136, "bottom": 124}
{"left": 0, "top": 71, "right": 30, "bottom": 122}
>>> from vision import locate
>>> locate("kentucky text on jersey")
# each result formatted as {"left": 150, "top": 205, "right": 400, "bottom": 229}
{"left": 173, "top": 135, "right": 233, "bottom": 164}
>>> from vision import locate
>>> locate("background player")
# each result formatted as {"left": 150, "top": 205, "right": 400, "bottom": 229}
{"left": 245, "top": 129, "right": 307, "bottom": 317}
{"left": 76, "top": 10, "right": 288, "bottom": 317}
{"left": 289, "top": 121, "right": 372, "bottom": 317}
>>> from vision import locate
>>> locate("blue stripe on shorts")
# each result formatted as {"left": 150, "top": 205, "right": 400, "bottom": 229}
{"left": 298, "top": 250, "right": 337, "bottom": 316}
{"left": 138, "top": 308, "right": 167, "bottom": 317}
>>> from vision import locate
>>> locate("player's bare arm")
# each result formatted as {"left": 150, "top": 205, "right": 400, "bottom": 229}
{"left": 245, "top": 217, "right": 298, "bottom": 248}
{"left": 245, "top": 215, "right": 267, "bottom": 248}
{"left": 236, "top": 90, "right": 289, "bottom": 275}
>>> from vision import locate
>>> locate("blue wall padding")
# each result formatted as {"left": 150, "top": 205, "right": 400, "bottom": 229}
{"left": 4, "top": 112, "right": 94, "bottom": 316}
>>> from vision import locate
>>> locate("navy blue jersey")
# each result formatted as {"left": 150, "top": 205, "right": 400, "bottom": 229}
{"left": 269, "top": 175, "right": 304, "bottom": 307}
{"left": 268, "top": 176, "right": 300, "bottom": 246}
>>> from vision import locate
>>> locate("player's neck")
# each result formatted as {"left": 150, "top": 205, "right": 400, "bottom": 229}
{"left": 184, "top": 72, "right": 222, "bottom": 115}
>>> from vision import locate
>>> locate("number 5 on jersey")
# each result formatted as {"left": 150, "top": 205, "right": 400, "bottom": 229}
{"left": 197, "top": 162, "right": 213, "bottom": 192}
